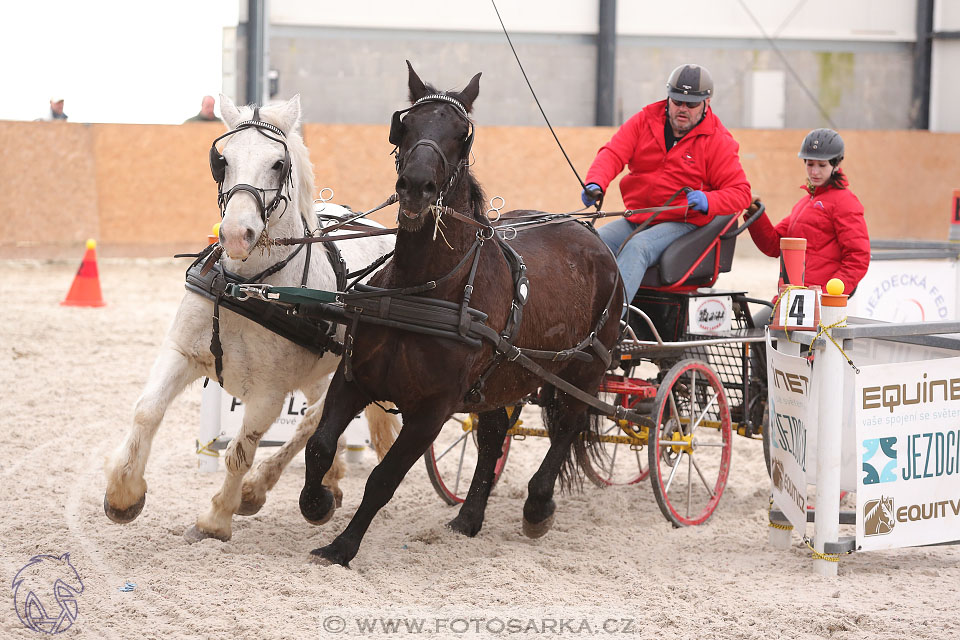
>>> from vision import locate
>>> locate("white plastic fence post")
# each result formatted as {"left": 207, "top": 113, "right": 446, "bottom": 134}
{"left": 812, "top": 291, "right": 848, "bottom": 576}
{"left": 198, "top": 379, "right": 222, "bottom": 473}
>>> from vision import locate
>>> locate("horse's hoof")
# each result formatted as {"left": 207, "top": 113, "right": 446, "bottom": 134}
{"left": 522, "top": 513, "right": 555, "bottom": 539}
{"left": 184, "top": 524, "right": 230, "bottom": 543}
{"left": 446, "top": 517, "right": 482, "bottom": 538}
{"left": 235, "top": 499, "right": 264, "bottom": 516}
{"left": 309, "top": 545, "right": 350, "bottom": 568}
{"left": 103, "top": 494, "right": 145, "bottom": 524}
{"left": 300, "top": 485, "right": 336, "bottom": 525}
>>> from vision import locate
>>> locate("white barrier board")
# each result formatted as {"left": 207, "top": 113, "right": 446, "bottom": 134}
{"left": 766, "top": 337, "right": 815, "bottom": 530}
{"left": 855, "top": 357, "right": 960, "bottom": 550}
{"left": 197, "top": 382, "right": 372, "bottom": 472}
{"left": 848, "top": 259, "right": 956, "bottom": 322}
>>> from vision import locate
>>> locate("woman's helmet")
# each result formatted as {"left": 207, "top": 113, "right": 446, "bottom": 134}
{"left": 666, "top": 64, "right": 713, "bottom": 103}
{"left": 798, "top": 128, "right": 844, "bottom": 166}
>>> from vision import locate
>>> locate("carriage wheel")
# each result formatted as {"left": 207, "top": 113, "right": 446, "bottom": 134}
{"left": 424, "top": 407, "right": 518, "bottom": 505}
{"left": 583, "top": 391, "right": 650, "bottom": 487}
{"left": 648, "top": 359, "right": 732, "bottom": 527}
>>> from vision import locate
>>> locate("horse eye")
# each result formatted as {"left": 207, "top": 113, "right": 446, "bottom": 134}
{"left": 272, "top": 160, "right": 283, "bottom": 171}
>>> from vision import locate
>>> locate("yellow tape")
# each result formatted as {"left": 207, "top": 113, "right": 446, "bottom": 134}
{"left": 195, "top": 437, "right": 220, "bottom": 458}
{"left": 803, "top": 536, "right": 841, "bottom": 562}
{"left": 808, "top": 317, "right": 860, "bottom": 374}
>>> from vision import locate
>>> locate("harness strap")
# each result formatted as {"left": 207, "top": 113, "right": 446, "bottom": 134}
{"left": 342, "top": 309, "right": 362, "bottom": 382}
{"left": 346, "top": 250, "right": 395, "bottom": 290}
{"left": 341, "top": 238, "right": 484, "bottom": 301}
{"left": 467, "top": 320, "right": 644, "bottom": 424}
{"left": 275, "top": 226, "right": 397, "bottom": 245}
{"left": 616, "top": 188, "right": 691, "bottom": 256}
{"left": 458, "top": 239, "right": 485, "bottom": 337}
{"left": 211, "top": 273, "right": 226, "bottom": 387}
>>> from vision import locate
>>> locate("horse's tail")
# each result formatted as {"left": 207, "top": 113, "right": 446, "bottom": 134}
{"left": 538, "top": 385, "right": 603, "bottom": 493}
{"left": 364, "top": 402, "right": 401, "bottom": 461}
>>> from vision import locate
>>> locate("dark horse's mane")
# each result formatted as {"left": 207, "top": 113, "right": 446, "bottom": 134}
{"left": 416, "top": 82, "right": 487, "bottom": 222}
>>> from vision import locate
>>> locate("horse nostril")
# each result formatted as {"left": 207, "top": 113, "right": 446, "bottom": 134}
{"left": 244, "top": 229, "right": 256, "bottom": 245}
{"left": 423, "top": 181, "right": 437, "bottom": 198}
{"left": 396, "top": 177, "right": 408, "bottom": 194}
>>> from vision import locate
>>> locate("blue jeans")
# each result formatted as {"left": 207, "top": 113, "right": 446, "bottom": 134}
{"left": 598, "top": 218, "right": 696, "bottom": 309}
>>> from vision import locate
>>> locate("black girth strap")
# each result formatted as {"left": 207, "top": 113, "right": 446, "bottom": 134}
{"left": 185, "top": 243, "right": 344, "bottom": 386}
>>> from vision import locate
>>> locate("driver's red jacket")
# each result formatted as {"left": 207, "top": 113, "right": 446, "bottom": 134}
{"left": 584, "top": 99, "right": 752, "bottom": 227}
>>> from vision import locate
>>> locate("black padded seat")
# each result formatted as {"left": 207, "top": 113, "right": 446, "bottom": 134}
{"left": 637, "top": 214, "right": 738, "bottom": 288}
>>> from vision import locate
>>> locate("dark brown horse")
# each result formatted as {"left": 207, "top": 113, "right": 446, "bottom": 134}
{"left": 299, "top": 61, "right": 623, "bottom": 566}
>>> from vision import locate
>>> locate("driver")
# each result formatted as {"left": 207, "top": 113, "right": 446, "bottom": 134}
{"left": 581, "top": 64, "right": 751, "bottom": 307}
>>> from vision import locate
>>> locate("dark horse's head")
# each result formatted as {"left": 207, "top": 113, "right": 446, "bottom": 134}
{"left": 391, "top": 61, "right": 481, "bottom": 231}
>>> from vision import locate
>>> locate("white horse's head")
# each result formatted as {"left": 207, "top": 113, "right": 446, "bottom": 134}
{"left": 214, "top": 94, "right": 316, "bottom": 260}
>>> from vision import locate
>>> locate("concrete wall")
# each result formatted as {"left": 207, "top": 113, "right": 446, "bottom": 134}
{"left": 2, "top": 120, "right": 957, "bottom": 259}
{"left": 266, "top": 26, "right": 916, "bottom": 131}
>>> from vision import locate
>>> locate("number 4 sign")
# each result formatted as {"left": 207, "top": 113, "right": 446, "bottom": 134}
{"left": 770, "top": 285, "right": 820, "bottom": 331}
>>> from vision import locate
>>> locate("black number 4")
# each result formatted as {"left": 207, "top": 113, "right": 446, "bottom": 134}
{"left": 789, "top": 295, "right": 806, "bottom": 325}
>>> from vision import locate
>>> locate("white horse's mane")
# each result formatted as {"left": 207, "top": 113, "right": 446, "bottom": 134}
{"left": 230, "top": 100, "right": 317, "bottom": 233}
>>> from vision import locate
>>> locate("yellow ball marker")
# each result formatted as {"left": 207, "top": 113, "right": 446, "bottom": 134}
{"left": 825, "top": 278, "right": 845, "bottom": 296}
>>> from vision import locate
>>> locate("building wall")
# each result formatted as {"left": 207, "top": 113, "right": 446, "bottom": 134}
{"left": 256, "top": 0, "right": 918, "bottom": 130}
{"left": 1, "top": 121, "right": 957, "bottom": 259}
{"left": 266, "top": 27, "right": 916, "bottom": 131}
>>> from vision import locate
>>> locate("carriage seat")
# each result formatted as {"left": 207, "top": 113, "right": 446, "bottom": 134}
{"left": 638, "top": 214, "right": 737, "bottom": 289}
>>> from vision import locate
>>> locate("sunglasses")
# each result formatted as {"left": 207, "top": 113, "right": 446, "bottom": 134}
{"left": 669, "top": 98, "right": 703, "bottom": 108}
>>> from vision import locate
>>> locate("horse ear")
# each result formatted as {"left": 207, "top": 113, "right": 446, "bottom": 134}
{"left": 220, "top": 93, "right": 241, "bottom": 128}
{"left": 406, "top": 60, "right": 427, "bottom": 103}
{"left": 275, "top": 94, "right": 302, "bottom": 133}
{"left": 458, "top": 72, "right": 482, "bottom": 113}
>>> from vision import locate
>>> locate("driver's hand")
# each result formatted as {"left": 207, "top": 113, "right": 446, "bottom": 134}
{"left": 747, "top": 196, "right": 762, "bottom": 216}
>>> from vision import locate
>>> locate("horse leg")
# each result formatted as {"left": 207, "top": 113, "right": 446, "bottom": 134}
{"left": 522, "top": 386, "right": 592, "bottom": 539}
{"left": 237, "top": 378, "right": 341, "bottom": 516}
{"left": 447, "top": 409, "right": 511, "bottom": 537}
{"left": 187, "top": 393, "right": 284, "bottom": 542}
{"left": 104, "top": 347, "right": 200, "bottom": 523}
{"left": 308, "top": 407, "right": 448, "bottom": 567}
{"left": 299, "top": 375, "right": 369, "bottom": 528}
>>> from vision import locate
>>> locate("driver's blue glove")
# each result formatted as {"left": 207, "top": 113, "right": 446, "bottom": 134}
{"left": 687, "top": 190, "right": 709, "bottom": 213}
{"left": 581, "top": 183, "right": 603, "bottom": 207}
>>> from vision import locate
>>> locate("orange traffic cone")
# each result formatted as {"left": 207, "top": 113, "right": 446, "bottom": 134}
{"left": 61, "top": 239, "right": 105, "bottom": 307}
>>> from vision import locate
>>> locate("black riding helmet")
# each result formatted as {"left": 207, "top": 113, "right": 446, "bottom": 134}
{"left": 798, "top": 128, "right": 844, "bottom": 166}
{"left": 666, "top": 64, "right": 713, "bottom": 103}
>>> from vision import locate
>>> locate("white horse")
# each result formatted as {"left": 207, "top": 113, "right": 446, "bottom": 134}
{"left": 103, "top": 93, "right": 399, "bottom": 542}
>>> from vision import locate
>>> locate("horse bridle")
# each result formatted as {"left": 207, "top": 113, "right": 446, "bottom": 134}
{"left": 209, "top": 106, "right": 293, "bottom": 223}
{"left": 389, "top": 93, "right": 475, "bottom": 207}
